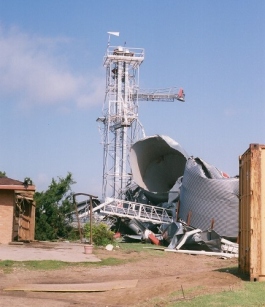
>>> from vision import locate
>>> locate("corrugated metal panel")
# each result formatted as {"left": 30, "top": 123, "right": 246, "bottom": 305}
{"left": 239, "top": 144, "right": 265, "bottom": 281}
{"left": 130, "top": 135, "right": 189, "bottom": 204}
{"left": 179, "top": 157, "right": 239, "bottom": 238}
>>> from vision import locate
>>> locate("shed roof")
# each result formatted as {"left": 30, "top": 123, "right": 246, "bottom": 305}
{"left": 0, "top": 177, "right": 23, "bottom": 185}
{"left": 0, "top": 177, "right": 35, "bottom": 191}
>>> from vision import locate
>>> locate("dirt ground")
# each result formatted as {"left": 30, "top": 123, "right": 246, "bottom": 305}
{"left": 0, "top": 241, "right": 242, "bottom": 307}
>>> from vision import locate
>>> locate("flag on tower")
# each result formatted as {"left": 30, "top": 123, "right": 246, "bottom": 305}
{"left": 107, "top": 32, "right": 120, "bottom": 36}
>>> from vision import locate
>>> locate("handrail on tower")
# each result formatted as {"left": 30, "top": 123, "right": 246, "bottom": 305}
{"left": 136, "top": 87, "right": 185, "bottom": 102}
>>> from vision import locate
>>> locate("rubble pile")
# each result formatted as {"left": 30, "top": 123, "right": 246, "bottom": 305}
{"left": 78, "top": 135, "right": 239, "bottom": 257}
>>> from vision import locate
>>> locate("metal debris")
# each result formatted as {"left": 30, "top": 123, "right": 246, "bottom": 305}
{"left": 179, "top": 157, "right": 239, "bottom": 238}
{"left": 76, "top": 135, "right": 239, "bottom": 256}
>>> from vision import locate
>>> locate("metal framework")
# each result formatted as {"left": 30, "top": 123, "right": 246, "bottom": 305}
{"left": 93, "top": 199, "right": 173, "bottom": 224}
{"left": 97, "top": 45, "right": 145, "bottom": 200}
{"left": 136, "top": 87, "right": 185, "bottom": 102}
{"left": 97, "top": 38, "right": 185, "bottom": 201}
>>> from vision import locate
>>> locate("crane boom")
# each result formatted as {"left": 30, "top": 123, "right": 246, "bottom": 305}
{"left": 135, "top": 87, "right": 185, "bottom": 102}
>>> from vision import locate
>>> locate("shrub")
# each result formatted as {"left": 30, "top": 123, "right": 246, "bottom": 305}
{"left": 84, "top": 222, "right": 115, "bottom": 246}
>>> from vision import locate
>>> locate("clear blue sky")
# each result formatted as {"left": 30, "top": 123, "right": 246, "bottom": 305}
{"left": 0, "top": 1, "right": 264, "bottom": 198}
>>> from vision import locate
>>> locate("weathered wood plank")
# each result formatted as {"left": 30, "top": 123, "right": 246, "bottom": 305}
{"left": 239, "top": 144, "right": 265, "bottom": 281}
{"left": 4, "top": 279, "right": 138, "bottom": 292}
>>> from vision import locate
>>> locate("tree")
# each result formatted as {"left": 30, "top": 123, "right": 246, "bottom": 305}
{"left": 35, "top": 172, "right": 76, "bottom": 241}
{"left": 0, "top": 171, "right": 6, "bottom": 178}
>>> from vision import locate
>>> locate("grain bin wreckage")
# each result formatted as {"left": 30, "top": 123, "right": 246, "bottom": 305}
{"left": 80, "top": 32, "right": 239, "bottom": 256}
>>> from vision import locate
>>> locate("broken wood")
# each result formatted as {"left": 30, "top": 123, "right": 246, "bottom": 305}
{"left": 4, "top": 279, "right": 138, "bottom": 292}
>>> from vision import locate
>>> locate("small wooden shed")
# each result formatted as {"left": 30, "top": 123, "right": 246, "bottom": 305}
{"left": 0, "top": 177, "right": 36, "bottom": 244}
{"left": 239, "top": 144, "right": 265, "bottom": 281}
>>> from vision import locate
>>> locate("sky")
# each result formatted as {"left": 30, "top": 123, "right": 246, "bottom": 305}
{"left": 0, "top": 1, "right": 264, "bottom": 200}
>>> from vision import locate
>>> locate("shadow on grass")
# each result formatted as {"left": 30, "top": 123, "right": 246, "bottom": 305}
{"left": 216, "top": 266, "right": 250, "bottom": 281}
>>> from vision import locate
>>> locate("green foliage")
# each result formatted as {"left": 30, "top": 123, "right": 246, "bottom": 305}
{"left": 34, "top": 172, "right": 76, "bottom": 241}
{"left": 84, "top": 222, "right": 115, "bottom": 246}
{"left": 0, "top": 171, "right": 6, "bottom": 177}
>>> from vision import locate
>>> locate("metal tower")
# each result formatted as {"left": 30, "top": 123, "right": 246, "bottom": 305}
{"left": 97, "top": 34, "right": 185, "bottom": 201}
{"left": 97, "top": 43, "right": 145, "bottom": 201}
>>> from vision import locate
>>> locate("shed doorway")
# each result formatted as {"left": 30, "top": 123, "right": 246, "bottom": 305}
{"left": 13, "top": 191, "right": 35, "bottom": 242}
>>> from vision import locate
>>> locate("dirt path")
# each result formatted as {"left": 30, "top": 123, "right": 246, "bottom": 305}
{"left": 0, "top": 242, "right": 242, "bottom": 307}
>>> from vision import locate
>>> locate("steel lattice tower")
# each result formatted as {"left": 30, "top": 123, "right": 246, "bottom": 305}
{"left": 97, "top": 44, "right": 145, "bottom": 200}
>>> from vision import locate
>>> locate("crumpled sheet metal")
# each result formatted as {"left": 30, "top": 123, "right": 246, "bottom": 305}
{"left": 179, "top": 157, "right": 239, "bottom": 238}
{"left": 130, "top": 135, "right": 189, "bottom": 203}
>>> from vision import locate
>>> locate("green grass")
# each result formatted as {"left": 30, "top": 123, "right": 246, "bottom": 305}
{"left": 0, "top": 260, "right": 15, "bottom": 273}
{"left": 132, "top": 264, "right": 265, "bottom": 307}
{"left": 0, "top": 257, "right": 126, "bottom": 273}
{"left": 116, "top": 241, "right": 165, "bottom": 256}
{"left": 136, "top": 282, "right": 265, "bottom": 307}
{"left": 166, "top": 282, "right": 265, "bottom": 306}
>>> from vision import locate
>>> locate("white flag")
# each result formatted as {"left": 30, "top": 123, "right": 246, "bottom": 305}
{"left": 107, "top": 32, "right": 120, "bottom": 37}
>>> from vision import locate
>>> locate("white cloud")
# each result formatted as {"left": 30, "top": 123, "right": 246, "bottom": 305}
{"left": 76, "top": 76, "right": 105, "bottom": 108}
{"left": 0, "top": 26, "right": 104, "bottom": 109}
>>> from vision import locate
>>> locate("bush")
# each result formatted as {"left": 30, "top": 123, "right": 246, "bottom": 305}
{"left": 84, "top": 222, "right": 115, "bottom": 246}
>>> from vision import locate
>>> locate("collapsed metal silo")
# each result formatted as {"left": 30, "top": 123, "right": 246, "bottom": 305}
{"left": 130, "top": 135, "right": 189, "bottom": 204}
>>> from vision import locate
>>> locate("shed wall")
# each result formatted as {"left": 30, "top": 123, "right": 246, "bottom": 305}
{"left": 0, "top": 190, "right": 14, "bottom": 244}
{"left": 239, "top": 144, "right": 265, "bottom": 281}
